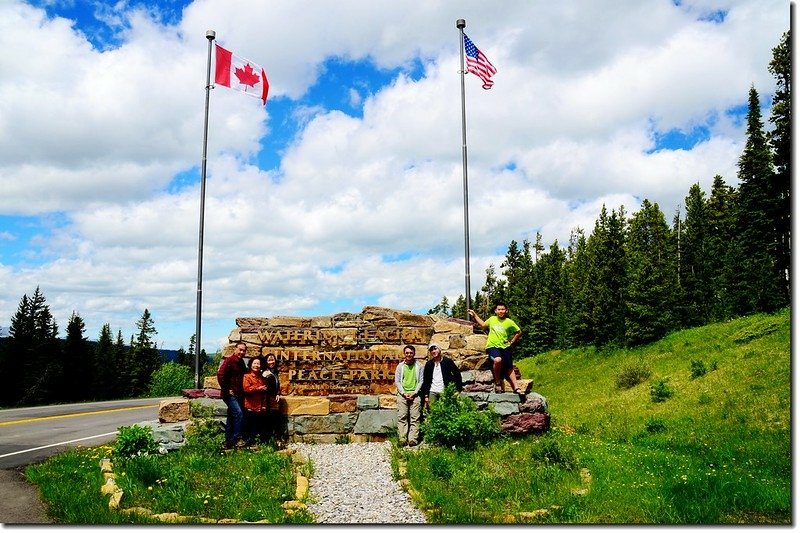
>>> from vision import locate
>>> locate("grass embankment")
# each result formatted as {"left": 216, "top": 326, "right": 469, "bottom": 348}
{"left": 401, "top": 308, "right": 790, "bottom": 524}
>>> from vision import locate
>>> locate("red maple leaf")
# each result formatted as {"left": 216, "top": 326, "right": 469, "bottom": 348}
{"left": 235, "top": 63, "right": 261, "bottom": 88}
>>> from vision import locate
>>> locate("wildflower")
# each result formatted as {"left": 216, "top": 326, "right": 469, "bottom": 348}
{"left": 148, "top": 486, "right": 153, "bottom": 491}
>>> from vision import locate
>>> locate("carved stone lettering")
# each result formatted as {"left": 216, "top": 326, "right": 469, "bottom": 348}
{"left": 228, "top": 308, "right": 477, "bottom": 396}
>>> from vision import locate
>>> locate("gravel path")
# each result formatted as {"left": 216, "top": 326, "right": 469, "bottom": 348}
{"left": 290, "top": 441, "right": 427, "bottom": 524}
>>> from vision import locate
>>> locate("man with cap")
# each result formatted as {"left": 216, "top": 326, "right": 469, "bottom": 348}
{"left": 420, "top": 343, "right": 463, "bottom": 409}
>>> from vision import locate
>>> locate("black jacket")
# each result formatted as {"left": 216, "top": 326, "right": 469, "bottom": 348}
{"left": 420, "top": 356, "right": 463, "bottom": 398}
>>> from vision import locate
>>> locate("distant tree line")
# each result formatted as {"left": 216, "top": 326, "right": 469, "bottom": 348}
{"left": 0, "top": 286, "right": 209, "bottom": 407}
{"left": 431, "top": 31, "right": 790, "bottom": 358}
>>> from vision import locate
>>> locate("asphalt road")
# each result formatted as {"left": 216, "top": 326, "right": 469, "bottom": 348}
{"left": 0, "top": 397, "right": 171, "bottom": 469}
{"left": 0, "top": 398, "right": 172, "bottom": 524}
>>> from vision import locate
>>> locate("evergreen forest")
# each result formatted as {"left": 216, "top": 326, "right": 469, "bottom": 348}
{"left": 0, "top": 289, "right": 208, "bottom": 407}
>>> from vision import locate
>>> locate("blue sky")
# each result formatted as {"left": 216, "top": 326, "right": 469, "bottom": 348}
{"left": 0, "top": 0, "right": 788, "bottom": 352}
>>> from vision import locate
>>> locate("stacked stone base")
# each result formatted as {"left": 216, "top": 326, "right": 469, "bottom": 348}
{"left": 155, "top": 367, "right": 549, "bottom": 447}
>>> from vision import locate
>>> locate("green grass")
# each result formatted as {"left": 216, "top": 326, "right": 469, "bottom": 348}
{"left": 25, "top": 421, "right": 314, "bottom": 524}
{"left": 403, "top": 308, "right": 790, "bottom": 524}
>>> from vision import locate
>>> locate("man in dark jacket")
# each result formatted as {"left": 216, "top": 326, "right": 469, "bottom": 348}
{"left": 217, "top": 341, "right": 247, "bottom": 449}
{"left": 420, "top": 343, "right": 463, "bottom": 409}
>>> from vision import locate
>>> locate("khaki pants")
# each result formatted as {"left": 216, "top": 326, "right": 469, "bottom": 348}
{"left": 396, "top": 393, "right": 421, "bottom": 444}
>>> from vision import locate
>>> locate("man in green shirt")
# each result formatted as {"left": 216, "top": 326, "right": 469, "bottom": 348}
{"left": 393, "top": 344, "right": 423, "bottom": 446}
{"left": 469, "top": 303, "right": 524, "bottom": 396}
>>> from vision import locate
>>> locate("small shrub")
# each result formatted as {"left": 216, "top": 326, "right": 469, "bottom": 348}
{"left": 182, "top": 418, "right": 224, "bottom": 454}
{"left": 421, "top": 383, "right": 502, "bottom": 449}
{"left": 690, "top": 359, "right": 707, "bottom": 379}
{"left": 335, "top": 434, "right": 350, "bottom": 445}
{"left": 114, "top": 425, "right": 159, "bottom": 458}
{"left": 189, "top": 401, "right": 214, "bottom": 419}
{"left": 148, "top": 362, "right": 194, "bottom": 397}
{"left": 644, "top": 417, "right": 667, "bottom": 433}
{"left": 698, "top": 392, "right": 712, "bottom": 405}
{"left": 616, "top": 364, "right": 651, "bottom": 389}
{"left": 650, "top": 378, "right": 674, "bottom": 403}
{"left": 529, "top": 436, "right": 577, "bottom": 470}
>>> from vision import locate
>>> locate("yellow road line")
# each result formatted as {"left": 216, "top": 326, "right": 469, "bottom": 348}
{"left": 0, "top": 404, "right": 159, "bottom": 427}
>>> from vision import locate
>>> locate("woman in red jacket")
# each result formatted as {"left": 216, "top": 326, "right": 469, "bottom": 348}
{"left": 242, "top": 356, "right": 268, "bottom": 444}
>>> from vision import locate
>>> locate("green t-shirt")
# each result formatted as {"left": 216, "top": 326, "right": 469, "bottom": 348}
{"left": 485, "top": 315, "right": 521, "bottom": 349}
{"left": 401, "top": 363, "right": 418, "bottom": 393}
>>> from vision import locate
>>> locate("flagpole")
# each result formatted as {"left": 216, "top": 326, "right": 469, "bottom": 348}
{"left": 456, "top": 19, "right": 472, "bottom": 320}
{"left": 195, "top": 29, "right": 215, "bottom": 388}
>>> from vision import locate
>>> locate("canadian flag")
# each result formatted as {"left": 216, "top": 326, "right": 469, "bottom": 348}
{"left": 214, "top": 44, "right": 269, "bottom": 105}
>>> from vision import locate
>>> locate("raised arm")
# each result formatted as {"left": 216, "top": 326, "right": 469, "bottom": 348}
{"left": 468, "top": 308, "right": 487, "bottom": 330}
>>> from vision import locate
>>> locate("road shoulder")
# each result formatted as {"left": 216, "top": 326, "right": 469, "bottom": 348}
{"left": 0, "top": 468, "right": 51, "bottom": 524}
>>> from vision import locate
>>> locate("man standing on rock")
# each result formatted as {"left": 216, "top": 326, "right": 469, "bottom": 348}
{"left": 217, "top": 341, "right": 247, "bottom": 449}
{"left": 469, "top": 303, "right": 524, "bottom": 396}
{"left": 394, "top": 344, "right": 423, "bottom": 447}
{"left": 420, "top": 343, "right": 463, "bottom": 409}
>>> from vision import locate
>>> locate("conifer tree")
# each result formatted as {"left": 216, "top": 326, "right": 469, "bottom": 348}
{"left": 528, "top": 241, "right": 566, "bottom": 354}
{"left": 732, "top": 86, "right": 781, "bottom": 314}
{"left": 677, "top": 184, "right": 714, "bottom": 326}
{"left": 501, "top": 239, "right": 536, "bottom": 357}
{"left": 587, "top": 206, "right": 627, "bottom": 346}
{"left": 93, "top": 323, "right": 116, "bottom": 399}
{"left": 706, "top": 175, "right": 738, "bottom": 319}
{"left": 61, "top": 312, "right": 93, "bottom": 402}
{"left": 8, "top": 288, "right": 61, "bottom": 405}
{"left": 625, "top": 200, "right": 678, "bottom": 345}
{"left": 768, "top": 30, "right": 791, "bottom": 303}
{"left": 450, "top": 295, "right": 467, "bottom": 320}
{"left": 564, "top": 229, "right": 593, "bottom": 346}
{"left": 128, "top": 309, "right": 161, "bottom": 396}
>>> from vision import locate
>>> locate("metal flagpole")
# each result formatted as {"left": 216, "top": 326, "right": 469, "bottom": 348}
{"left": 456, "top": 19, "right": 472, "bottom": 320}
{"left": 195, "top": 29, "right": 215, "bottom": 388}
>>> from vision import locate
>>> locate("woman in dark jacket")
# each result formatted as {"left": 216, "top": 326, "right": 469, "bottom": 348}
{"left": 420, "top": 343, "right": 463, "bottom": 409}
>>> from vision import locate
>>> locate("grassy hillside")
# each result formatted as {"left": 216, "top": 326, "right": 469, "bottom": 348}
{"left": 515, "top": 307, "right": 790, "bottom": 523}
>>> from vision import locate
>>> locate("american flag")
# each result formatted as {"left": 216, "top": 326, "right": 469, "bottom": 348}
{"left": 463, "top": 33, "right": 497, "bottom": 89}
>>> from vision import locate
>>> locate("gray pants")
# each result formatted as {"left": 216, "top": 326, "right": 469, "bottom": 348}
{"left": 396, "top": 393, "right": 421, "bottom": 444}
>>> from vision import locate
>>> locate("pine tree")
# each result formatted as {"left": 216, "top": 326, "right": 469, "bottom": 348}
{"left": 93, "top": 324, "right": 116, "bottom": 399}
{"left": 450, "top": 295, "right": 467, "bottom": 320}
{"left": 677, "top": 184, "right": 714, "bottom": 326}
{"left": 528, "top": 241, "right": 566, "bottom": 354}
{"left": 625, "top": 200, "right": 678, "bottom": 345}
{"left": 706, "top": 175, "right": 738, "bottom": 320}
{"left": 767, "top": 30, "right": 791, "bottom": 304}
{"left": 61, "top": 312, "right": 93, "bottom": 402}
{"left": 732, "top": 86, "right": 781, "bottom": 314}
{"left": 129, "top": 309, "right": 161, "bottom": 396}
{"left": 7, "top": 288, "right": 62, "bottom": 405}
{"left": 587, "top": 206, "right": 627, "bottom": 346}
{"left": 427, "top": 296, "right": 451, "bottom": 316}
{"left": 501, "top": 239, "right": 535, "bottom": 357}
{"left": 475, "top": 264, "right": 506, "bottom": 318}
{"left": 564, "top": 229, "right": 593, "bottom": 346}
